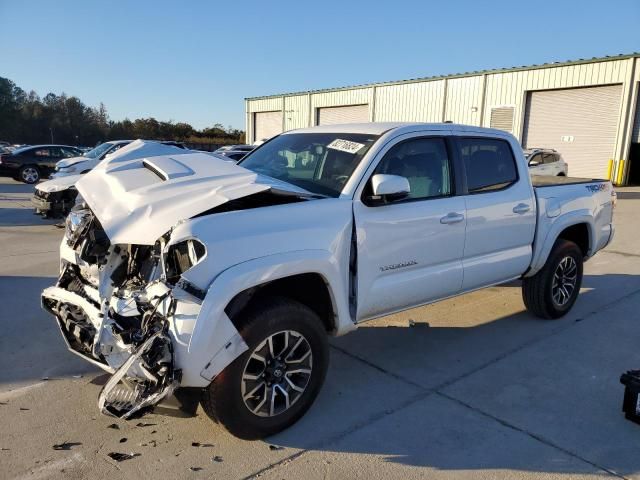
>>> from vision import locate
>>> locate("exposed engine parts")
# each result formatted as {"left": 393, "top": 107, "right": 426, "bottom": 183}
{"left": 42, "top": 204, "right": 182, "bottom": 419}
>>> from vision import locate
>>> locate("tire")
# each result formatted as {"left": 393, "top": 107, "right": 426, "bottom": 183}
{"left": 19, "top": 165, "right": 40, "bottom": 184}
{"left": 522, "top": 239, "right": 583, "bottom": 319}
{"left": 201, "top": 297, "right": 329, "bottom": 439}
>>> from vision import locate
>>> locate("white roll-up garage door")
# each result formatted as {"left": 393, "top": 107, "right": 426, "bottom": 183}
{"left": 522, "top": 85, "right": 622, "bottom": 178}
{"left": 317, "top": 105, "right": 369, "bottom": 126}
{"left": 254, "top": 111, "right": 282, "bottom": 142}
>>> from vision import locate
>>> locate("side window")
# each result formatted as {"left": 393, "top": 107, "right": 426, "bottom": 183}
{"left": 459, "top": 138, "right": 518, "bottom": 193}
{"left": 62, "top": 147, "right": 78, "bottom": 158}
{"left": 542, "top": 153, "right": 557, "bottom": 164}
{"left": 49, "top": 147, "right": 64, "bottom": 158}
{"left": 34, "top": 148, "right": 51, "bottom": 157}
{"left": 528, "top": 153, "right": 542, "bottom": 166}
{"left": 373, "top": 137, "right": 452, "bottom": 200}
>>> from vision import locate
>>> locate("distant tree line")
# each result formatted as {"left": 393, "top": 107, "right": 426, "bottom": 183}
{"left": 0, "top": 76, "right": 245, "bottom": 147}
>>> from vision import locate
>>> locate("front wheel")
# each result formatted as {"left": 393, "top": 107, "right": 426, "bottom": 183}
{"left": 522, "top": 239, "right": 583, "bottom": 319}
{"left": 201, "top": 297, "right": 329, "bottom": 439}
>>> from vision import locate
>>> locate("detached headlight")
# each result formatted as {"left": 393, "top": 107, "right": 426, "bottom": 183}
{"left": 164, "top": 239, "right": 206, "bottom": 283}
{"left": 65, "top": 207, "right": 92, "bottom": 245}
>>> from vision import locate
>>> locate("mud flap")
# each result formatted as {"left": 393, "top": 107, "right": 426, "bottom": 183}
{"left": 98, "top": 330, "right": 178, "bottom": 419}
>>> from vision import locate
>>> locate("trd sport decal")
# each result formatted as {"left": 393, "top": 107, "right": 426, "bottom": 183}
{"left": 585, "top": 183, "right": 608, "bottom": 193}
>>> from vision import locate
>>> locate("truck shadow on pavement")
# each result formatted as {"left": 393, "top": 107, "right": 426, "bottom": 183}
{"left": 1, "top": 272, "right": 639, "bottom": 477}
{"left": 268, "top": 270, "right": 640, "bottom": 476}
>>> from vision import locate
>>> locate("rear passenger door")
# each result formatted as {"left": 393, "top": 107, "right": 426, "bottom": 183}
{"left": 32, "top": 147, "right": 57, "bottom": 170}
{"left": 542, "top": 152, "right": 560, "bottom": 175}
{"left": 353, "top": 134, "right": 466, "bottom": 321}
{"left": 456, "top": 136, "right": 536, "bottom": 291}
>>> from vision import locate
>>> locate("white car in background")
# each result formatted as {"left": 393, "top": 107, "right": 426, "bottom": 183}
{"left": 33, "top": 140, "right": 190, "bottom": 218}
{"left": 526, "top": 148, "right": 568, "bottom": 176}
{"left": 52, "top": 140, "right": 132, "bottom": 178}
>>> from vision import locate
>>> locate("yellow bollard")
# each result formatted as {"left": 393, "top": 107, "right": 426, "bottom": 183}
{"left": 616, "top": 159, "right": 626, "bottom": 185}
{"left": 607, "top": 159, "right": 614, "bottom": 180}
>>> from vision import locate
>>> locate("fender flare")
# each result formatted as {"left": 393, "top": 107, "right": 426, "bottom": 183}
{"left": 526, "top": 211, "right": 594, "bottom": 277}
{"left": 184, "top": 249, "right": 353, "bottom": 385}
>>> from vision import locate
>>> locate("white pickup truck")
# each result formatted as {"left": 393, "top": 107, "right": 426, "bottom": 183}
{"left": 42, "top": 123, "right": 615, "bottom": 439}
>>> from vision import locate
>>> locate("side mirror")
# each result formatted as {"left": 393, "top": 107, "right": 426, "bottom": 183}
{"left": 528, "top": 159, "right": 540, "bottom": 167}
{"left": 367, "top": 174, "right": 410, "bottom": 204}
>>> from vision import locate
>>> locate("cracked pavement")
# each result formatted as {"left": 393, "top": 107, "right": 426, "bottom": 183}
{"left": 1, "top": 178, "right": 639, "bottom": 479}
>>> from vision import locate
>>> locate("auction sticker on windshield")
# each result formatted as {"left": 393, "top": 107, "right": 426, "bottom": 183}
{"left": 327, "top": 139, "right": 366, "bottom": 154}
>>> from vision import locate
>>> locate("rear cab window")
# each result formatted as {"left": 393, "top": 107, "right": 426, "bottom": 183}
{"left": 458, "top": 138, "right": 518, "bottom": 193}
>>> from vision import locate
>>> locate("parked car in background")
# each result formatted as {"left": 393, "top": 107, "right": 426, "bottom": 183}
{"left": 214, "top": 144, "right": 255, "bottom": 162}
{"left": 526, "top": 148, "right": 568, "bottom": 176}
{"left": 52, "top": 140, "right": 132, "bottom": 178}
{"left": 33, "top": 140, "right": 192, "bottom": 218}
{"left": 42, "top": 123, "right": 614, "bottom": 439}
{"left": 52, "top": 140, "right": 187, "bottom": 179}
{"left": 0, "top": 145, "right": 84, "bottom": 183}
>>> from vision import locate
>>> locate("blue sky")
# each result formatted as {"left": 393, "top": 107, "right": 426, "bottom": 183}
{"left": 1, "top": 0, "right": 638, "bottom": 130}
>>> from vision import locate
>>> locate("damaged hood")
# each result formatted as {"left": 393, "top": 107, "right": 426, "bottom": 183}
{"left": 76, "top": 146, "right": 312, "bottom": 245}
{"left": 37, "top": 174, "right": 83, "bottom": 193}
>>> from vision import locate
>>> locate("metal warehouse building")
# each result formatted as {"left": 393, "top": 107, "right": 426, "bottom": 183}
{"left": 245, "top": 53, "right": 640, "bottom": 185}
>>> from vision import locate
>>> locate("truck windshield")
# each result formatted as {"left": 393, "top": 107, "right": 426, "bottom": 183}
{"left": 239, "top": 133, "right": 380, "bottom": 197}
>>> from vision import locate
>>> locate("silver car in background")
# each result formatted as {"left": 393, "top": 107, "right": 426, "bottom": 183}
{"left": 525, "top": 148, "right": 568, "bottom": 176}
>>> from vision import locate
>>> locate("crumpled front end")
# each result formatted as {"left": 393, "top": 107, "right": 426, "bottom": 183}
{"left": 41, "top": 206, "right": 224, "bottom": 419}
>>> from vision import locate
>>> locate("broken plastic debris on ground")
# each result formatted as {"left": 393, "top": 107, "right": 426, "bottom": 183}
{"left": 107, "top": 452, "right": 140, "bottom": 462}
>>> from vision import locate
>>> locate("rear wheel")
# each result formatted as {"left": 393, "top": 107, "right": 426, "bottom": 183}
{"left": 522, "top": 239, "right": 583, "bottom": 319}
{"left": 19, "top": 165, "right": 40, "bottom": 184}
{"left": 201, "top": 297, "right": 329, "bottom": 439}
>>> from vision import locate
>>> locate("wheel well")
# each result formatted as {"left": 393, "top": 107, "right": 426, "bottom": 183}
{"left": 557, "top": 223, "right": 589, "bottom": 257}
{"left": 557, "top": 172, "right": 566, "bottom": 176}
{"left": 225, "top": 273, "right": 336, "bottom": 333}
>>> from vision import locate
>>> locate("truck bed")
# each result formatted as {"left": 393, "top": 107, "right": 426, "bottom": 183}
{"left": 531, "top": 175, "right": 607, "bottom": 188}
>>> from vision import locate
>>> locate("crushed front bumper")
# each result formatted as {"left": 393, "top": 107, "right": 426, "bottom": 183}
{"left": 42, "top": 208, "right": 248, "bottom": 420}
{"left": 32, "top": 189, "right": 77, "bottom": 218}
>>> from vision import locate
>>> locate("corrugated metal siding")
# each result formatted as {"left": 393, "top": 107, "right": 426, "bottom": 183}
{"left": 523, "top": 85, "right": 623, "bottom": 178}
{"left": 317, "top": 105, "right": 369, "bottom": 125}
{"left": 245, "top": 56, "right": 637, "bottom": 182}
{"left": 310, "top": 88, "right": 371, "bottom": 110}
{"left": 444, "top": 76, "right": 484, "bottom": 125}
{"left": 374, "top": 81, "right": 445, "bottom": 122}
{"left": 483, "top": 59, "right": 631, "bottom": 137}
{"left": 284, "top": 95, "right": 310, "bottom": 131}
{"left": 247, "top": 97, "right": 283, "bottom": 113}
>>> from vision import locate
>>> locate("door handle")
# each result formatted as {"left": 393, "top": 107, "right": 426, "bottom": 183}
{"left": 513, "top": 203, "right": 531, "bottom": 214}
{"left": 440, "top": 212, "right": 465, "bottom": 225}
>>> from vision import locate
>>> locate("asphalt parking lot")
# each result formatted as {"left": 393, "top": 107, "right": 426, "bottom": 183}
{"left": 1, "top": 177, "right": 639, "bottom": 480}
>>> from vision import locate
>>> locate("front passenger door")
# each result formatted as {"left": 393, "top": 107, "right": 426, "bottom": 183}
{"left": 353, "top": 136, "right": 466, "bottom": 322}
